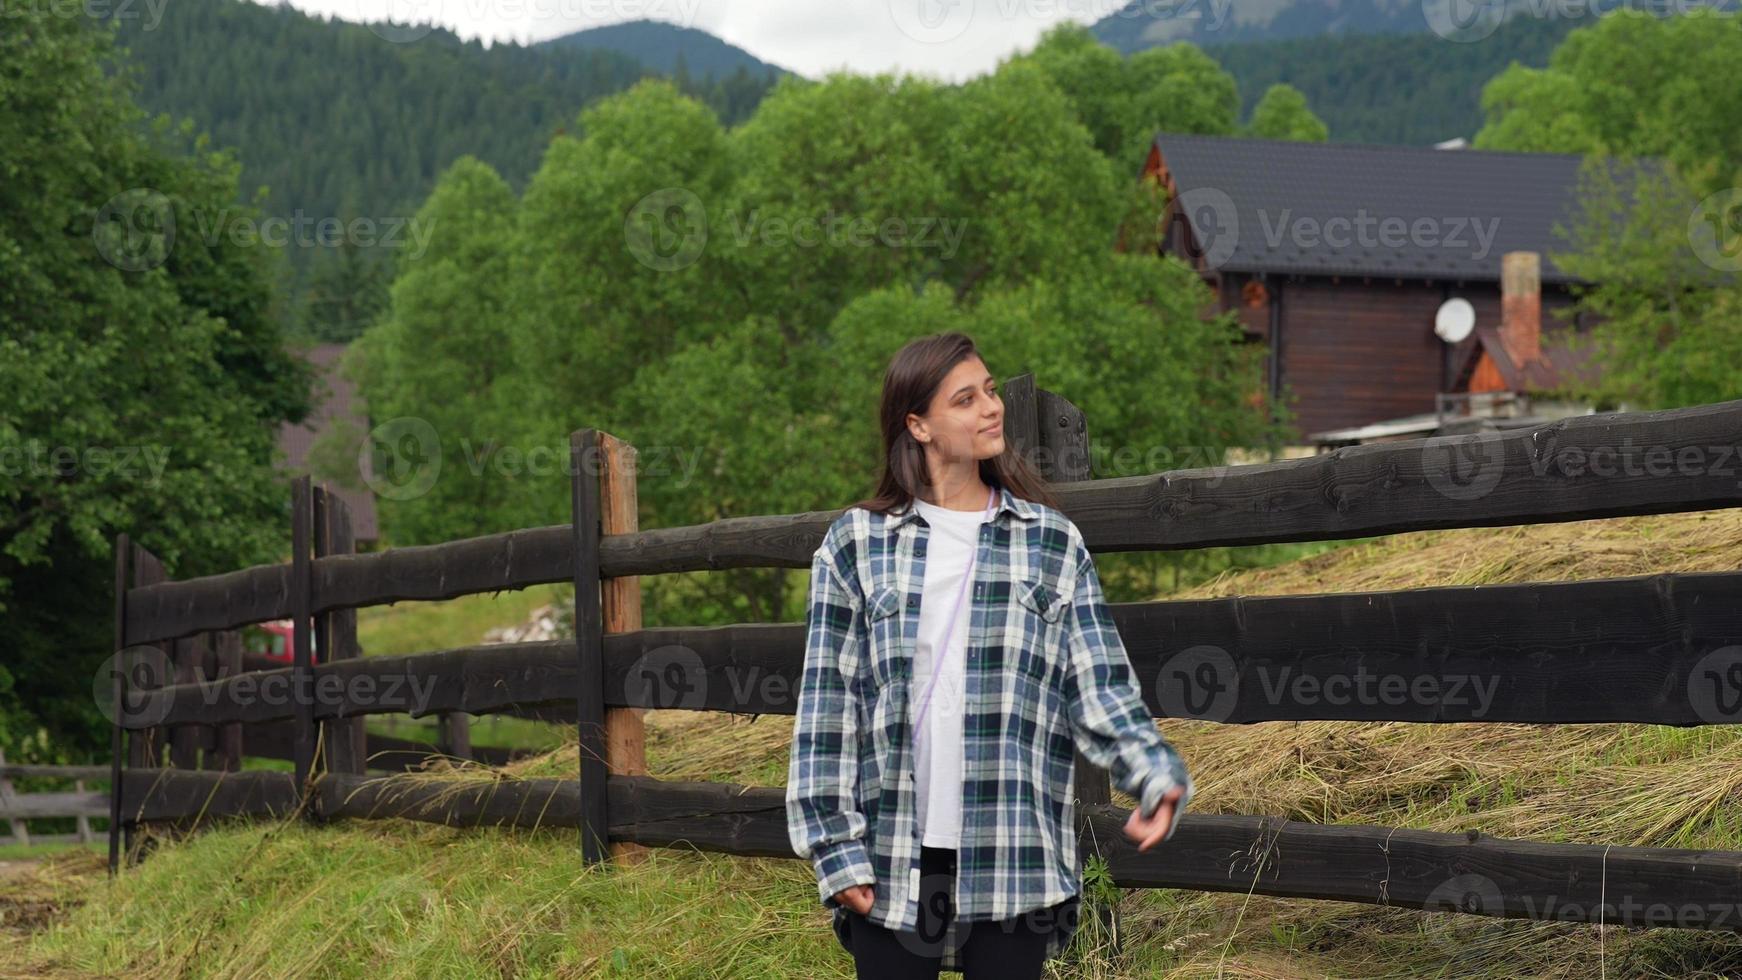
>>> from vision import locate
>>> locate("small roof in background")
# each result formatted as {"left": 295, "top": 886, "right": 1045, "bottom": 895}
{"left": 1149, "top": 133, "right": 1606, "bottom": 284}
{"left": 277, "top": 342, "right": 379, "bottom": 543}
{"left": 1452, "top": 322, "right": 1603, "bottom": 395}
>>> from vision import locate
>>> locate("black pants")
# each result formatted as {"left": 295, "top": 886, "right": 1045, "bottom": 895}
{"left": 845, "top": 845, "right": 1052, "bottom": 979}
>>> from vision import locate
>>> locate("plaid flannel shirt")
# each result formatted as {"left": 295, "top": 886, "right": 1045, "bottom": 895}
{"left": 785, "top": 483, "right": 1194, "bottom": 944}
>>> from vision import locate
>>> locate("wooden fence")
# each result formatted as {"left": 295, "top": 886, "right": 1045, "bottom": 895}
{"left": 0, "top": 758, "right": 105, "bottom": 847}
{"left": 105, "top": 379, "right": 1742, "bottom": 933}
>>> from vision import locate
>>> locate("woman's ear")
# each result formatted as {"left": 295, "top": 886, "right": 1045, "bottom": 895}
{"left": 906, "top": 413, "right": 929, "bottom": 445}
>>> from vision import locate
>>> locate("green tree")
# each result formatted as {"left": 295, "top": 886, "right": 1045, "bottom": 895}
{"left": 1246, "top": 84, "right": 1329, "bottom": 141}
{"left": 301, "top": 230, "right": 391, "bottom": 343}
{"left": 0, "top": 11, "right": 310, "bottom": 759}
{"left": 365, "top": 53, "right": 1289, "bottom": 628}
{"left": 1475, "top": 9, "right": 1742, "bottom": 197}
{"left": 511, "top": 80, "right": 735, "bottom": 444}
{"left": 1011, "top": 24, "right": 1241, "bottom": 171}
{"left": 1548, "top": 156, "right": 1742, "bottom": 410}
{"left": 343, "top": 157, "right": 530, "bottom": 546}
{"left": 1476, "top": 11, "right": 1742, "bottom": 410}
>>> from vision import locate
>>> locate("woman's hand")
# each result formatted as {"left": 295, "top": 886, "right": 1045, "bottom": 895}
{"left": 1123, "top": 786, "right": 1185, "bottom": 851}
{"left": 833, "top": 884, "right": 875, "bottom": 915}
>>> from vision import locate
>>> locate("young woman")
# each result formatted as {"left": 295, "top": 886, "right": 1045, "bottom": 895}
{"left": 786, "top": 332, "right": 1194, "bottom": 979}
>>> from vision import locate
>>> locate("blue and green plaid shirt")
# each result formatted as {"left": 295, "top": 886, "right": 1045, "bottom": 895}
{"left": 786, "top": 483, "right": 1194, "bottom": 942}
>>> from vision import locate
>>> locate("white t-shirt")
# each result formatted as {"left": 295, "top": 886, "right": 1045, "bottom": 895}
{"left": 910, "top": 496, "right": 987, "bottom": 849}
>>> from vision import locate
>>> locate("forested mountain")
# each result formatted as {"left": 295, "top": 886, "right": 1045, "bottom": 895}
{"left": 541, "top": 18, "right": 793, "bottom": 78}
{"left": 100, "top": 0, "right": 783, "bottom": 339}
{"left": 1207, "top": 15, "right": 1577, "bottom": 144}
{"left": 1090, "top": 0, "right": 1621, "bottom": 48}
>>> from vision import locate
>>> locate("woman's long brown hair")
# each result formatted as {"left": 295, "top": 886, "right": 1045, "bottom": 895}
{"left": 851, "top": 332, "right": 1062, "bottom": 516}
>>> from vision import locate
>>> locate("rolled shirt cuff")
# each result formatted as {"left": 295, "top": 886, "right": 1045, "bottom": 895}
{"left": 1137, "top": 758, "right": 1194, "bottom": 837}
{"left": 812, "top": 837, "right": 877, "bottom": 907}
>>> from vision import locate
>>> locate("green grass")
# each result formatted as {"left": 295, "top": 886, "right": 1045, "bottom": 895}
{"left": 363, "top": 714, "right": 566, "bottom": 752}
{"left": 355, "top": 584, "right": 566, "bottom": 659}
{"left": 9, "top": 509, "right": 1742, "bottom": 976}
{"left": 12, "top": 820, "right": 859, "bottom": 979}
{"left": 0, "top": 840, "right": 100, "bottom": 862}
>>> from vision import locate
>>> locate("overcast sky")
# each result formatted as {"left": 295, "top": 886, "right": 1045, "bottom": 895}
{"left": 274, "top": 0, "right": 1132, "bottom": 81}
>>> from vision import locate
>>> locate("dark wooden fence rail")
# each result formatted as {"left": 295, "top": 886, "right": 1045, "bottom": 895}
{"left": 121, "top": 396, "right": 1742, "bottom": 644}
{"left": 105, "top": 385, "right": 1742, "bottom": 938}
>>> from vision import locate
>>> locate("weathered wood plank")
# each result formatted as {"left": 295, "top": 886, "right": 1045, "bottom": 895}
{"left": 120, "top": 399, "right": 1742, "bottom": 645}
{"left": 307, "top": 771, "right": 1742, "bottom": 932}
{"left": 119, "top": 769, "right": 299, "bottom": 824}
{"left": 571, "top": 428, "right": 609, "bottom": 863}
{"left": 0, "top": 791, "right": 111, "bottom": 820}
{"left": 123, "top": 568, "right": 1742, "bottom": 729}
{"left": 316, "top": 488, "right": 366, "bottom": 777}
{"left": 1, "top": 766, "right": 112, "bottom": 781}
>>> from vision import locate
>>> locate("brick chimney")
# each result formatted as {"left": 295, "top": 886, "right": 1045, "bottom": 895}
{"left": 1499, "top": 251, "right": 1542, "bottom": 367}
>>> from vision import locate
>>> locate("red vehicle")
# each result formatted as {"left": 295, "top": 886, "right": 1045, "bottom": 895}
{"left": 241, "top": 619, "right": 320, "bottom": 665}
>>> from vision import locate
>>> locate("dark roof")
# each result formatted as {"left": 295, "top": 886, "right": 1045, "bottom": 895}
{"left": 1451, "top": 323, "right": 1602, "bottom": 395}
{"left": 277, "top": 342, "right": 380, "bottom": 543}
{"left": 1151, "top": 133, "right": 1614, "bottom": 284}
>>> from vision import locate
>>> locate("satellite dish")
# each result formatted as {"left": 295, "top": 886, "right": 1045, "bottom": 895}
{"left": 1435, "top": 298, "right": 1475, "bottom": 344}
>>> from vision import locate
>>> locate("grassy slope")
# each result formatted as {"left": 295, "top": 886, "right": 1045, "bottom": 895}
{"left": 6, "top": 510, "right": 1742, "bottom": 977}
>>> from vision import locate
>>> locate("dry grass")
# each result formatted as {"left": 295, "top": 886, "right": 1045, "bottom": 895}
{"left": 6, "top": 508, "right": 1742, "bottom": 977}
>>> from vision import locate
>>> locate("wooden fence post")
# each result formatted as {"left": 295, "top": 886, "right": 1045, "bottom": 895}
{"left": 291, "top": 476, "right": 316, "bottom": 812}
{"left": 169, "top": 635, "right": 201, "bottom": 770}
{"left": 195, "top": 633, "right": 218, "bottom": 769}
{"left": 0, "top": 748, "right": 27, "bottom": 847}
{"left": 74, "top": 779, "right": 93, "bottom": 843}
{"left": 598, "top": 432, "right": 648, "bottom": 864}
{"left": 215, "top": 631, "right": 243, "bottom": 772}
{"left": 1006, "top": 375, "right": 1111, "bottom": 809}
{"left": 122, "top": 542, "right": 170, "bottom": 864}
{"left": 1006, "top": 374, "right": 1116, "bottom": 954}
{"left": 314, "top": 485, "right": 366, "bottom": 778}
{"left": 108, "top": 532, "right": 128, "bottom": 875}
{"left": 437, "top": 713, "right": 473, "bottom": 762}
{"left": 569, "top": 429, "right": 609, "bottom": 864}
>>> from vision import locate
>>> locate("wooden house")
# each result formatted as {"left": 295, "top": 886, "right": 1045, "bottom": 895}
{"left": 1144, "top": 133, "right": 1607, "bottom": 445}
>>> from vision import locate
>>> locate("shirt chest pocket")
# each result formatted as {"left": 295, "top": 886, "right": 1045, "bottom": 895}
{"left": 1016, "top": 579, "right": 1067, "bottom": 623}
{"left": 860, "top": 583, "right": 908, "bottom": 687}
{"left": 1012, "top": 577, "right": 1069, "bottom": 682}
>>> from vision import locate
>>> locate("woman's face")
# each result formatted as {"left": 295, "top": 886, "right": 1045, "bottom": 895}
{"left": 909, "top": 355, "right": 1005, "bottom": 461}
